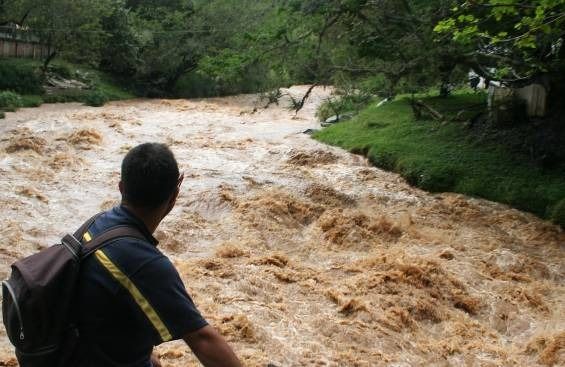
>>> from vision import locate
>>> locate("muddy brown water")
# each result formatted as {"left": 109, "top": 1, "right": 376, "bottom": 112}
{"left": 0, "top": 86, "right": 563, "bottom": 366}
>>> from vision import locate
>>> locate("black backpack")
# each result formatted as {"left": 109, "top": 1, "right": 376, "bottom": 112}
{"left": 2, "top": 214, "right": 144, "bottom": 367}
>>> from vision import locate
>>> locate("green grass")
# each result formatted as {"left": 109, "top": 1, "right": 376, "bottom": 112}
{"left": 314, "top": 93, "right": 565, "bottom": 226}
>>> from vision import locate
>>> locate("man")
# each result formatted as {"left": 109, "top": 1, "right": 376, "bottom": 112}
{"left": 74, "top": 143, "right": 241, "bottom": 367}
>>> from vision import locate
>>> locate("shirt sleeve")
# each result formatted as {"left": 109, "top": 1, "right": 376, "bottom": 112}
{"left": 131, "top": 256, "right": 208, "bottom": 343}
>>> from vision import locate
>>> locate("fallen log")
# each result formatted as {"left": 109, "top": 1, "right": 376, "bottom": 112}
{"left": 411, "top": 100, "right": 445, "bottom": 121}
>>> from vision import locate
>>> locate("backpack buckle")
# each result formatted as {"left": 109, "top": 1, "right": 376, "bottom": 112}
{"left": 61, "top": 234, "right": 82, "bottom": 261}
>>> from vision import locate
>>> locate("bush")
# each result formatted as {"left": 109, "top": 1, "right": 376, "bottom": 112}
{"left": 173, "top": 72, "right": 218, "bottom": 98}
{"left": 359, "top": 74, "right": 395, "bottom": 97}
{"left": 0, "top": 59, "right": 44, "bottom": 94}
{"left": 43, "top": 89, "right": 86, "bottom": 103}
{"left": 316, "top": 89, "right": 373, "bottom": 122}
{"left": 84, "top": 90, "right": 108, "bottom": 107}
{"left": 550, "top": 199, "right": 565, "bottom": 228}
{"left": 48, "top": 63, "right": 73, "bottom": 79}
{"left": 0, "top": 91, "right": 23, "bottom": 111}
{"left": 316, "top": 99, "right": 337, "bottom": 122}
{"left": 21, "top": 95, "right": 43, "bottom": 108}
{"left": 0, "top": 111, "right": 5, "bottom": 119}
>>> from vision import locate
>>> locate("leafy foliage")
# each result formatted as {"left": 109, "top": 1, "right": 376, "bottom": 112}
{"left": 20, "top": 94, "right": 43, "bottom": 107}
{"left": 316, "top": 87, "right": 373, "bottom": 122}
{"left": 435, "top": 0, "right": 565, "bottom": 82}
{"left": 0, "top": 91, "right": 23, "bottom": 111}
{"left": 1, "top": 0, "right": 563, "bottom": 104}
{"left": 0, "top": 59, "right": 44, "bottom": 94}
{"left": 84, "top": 90, "right": 109, "bottom": 107}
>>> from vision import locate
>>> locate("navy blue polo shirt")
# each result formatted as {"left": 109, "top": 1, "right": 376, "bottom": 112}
{"left": 74, "top": 205, "right": 208, "bottom": 367}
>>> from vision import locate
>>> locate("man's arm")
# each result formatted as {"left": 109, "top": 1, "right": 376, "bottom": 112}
{"left": 183, "top": 325, "right": 242, "bottom": 367}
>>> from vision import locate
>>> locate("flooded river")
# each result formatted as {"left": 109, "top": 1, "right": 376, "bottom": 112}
{"left": 0, "top": 86, "right": 563, "bottom": 366}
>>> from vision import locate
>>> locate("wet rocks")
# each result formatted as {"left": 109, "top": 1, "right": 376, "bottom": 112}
{"left": 321, "top": 111, "right": 355, "bottom": 127}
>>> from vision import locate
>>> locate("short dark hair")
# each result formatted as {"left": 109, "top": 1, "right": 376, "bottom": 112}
{"left": 121, "top": 143, "right": 179, "bottom": 209}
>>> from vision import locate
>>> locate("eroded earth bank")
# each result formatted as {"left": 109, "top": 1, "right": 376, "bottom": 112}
{"left": 0, "top": 86, "right": 563, "bottom": 366}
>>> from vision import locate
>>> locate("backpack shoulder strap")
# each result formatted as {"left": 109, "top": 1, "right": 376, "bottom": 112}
{"left": 81, "top": 225, "right": 146, "bottom": 259}
{"left": 73, "top": 212, "right": 104, "bottom": 239}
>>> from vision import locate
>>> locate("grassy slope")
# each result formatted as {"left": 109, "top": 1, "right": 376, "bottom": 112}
{"left": 0, "top": 58, "right": 134, "bottom": 109}
{"left": 314, "top": 93, "right": 565, "bottom": 225}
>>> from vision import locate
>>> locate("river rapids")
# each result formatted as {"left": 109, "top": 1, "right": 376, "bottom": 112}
{"left": 0, "top": 86, "right": 563, "bottom": 366}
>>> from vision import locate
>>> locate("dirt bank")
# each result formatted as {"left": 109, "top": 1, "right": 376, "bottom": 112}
{"left": 0, "top": 86, "right": 563, "bottom": 366}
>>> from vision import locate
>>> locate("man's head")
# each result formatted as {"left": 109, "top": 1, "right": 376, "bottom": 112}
{"left": 120, "top": 143, "right": 181, "bottom": 213}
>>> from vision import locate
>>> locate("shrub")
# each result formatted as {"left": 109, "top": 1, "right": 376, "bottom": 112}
{"left": 84, "top": 90, "right": 108, "bottom": 107}
{"left": 174, "top": 71, "right": 219, "bottom": 98}
{"left": 0, "top": 59, "right": 44, "bottom": 94}
{"left": 48, "top": 63, "right": 73, "bottom": 79}
{"left": 21, "top": 95, "right": 43, "bottom": 108}
{"left": 316, "top": 99, "right": 338, "bottom": 122}
{"left": 43, "top": 94, "right": 69, "bottom": 104}
{"left": 43, "top": 90, "right": 86, "bottom": 104}
{"left": 316, "top": 89, "right": 373, "bottom": 122}
{"left": 0, "top": 91, "right": 23, "bottom": 111}
{"left": 550, "top": 199, "right": 565, "bottom": 228}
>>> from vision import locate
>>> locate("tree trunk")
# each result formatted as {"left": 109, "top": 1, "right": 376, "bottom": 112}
{"left": 42, "top": 50, "right": 57, "bottom": 73}
{"left": 439, "top": 82, "right": 450, "bottom": 98}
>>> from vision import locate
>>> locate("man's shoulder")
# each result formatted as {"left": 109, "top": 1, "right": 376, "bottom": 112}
{"left": 99, "top": 238, "right": 169, "bottom": 277}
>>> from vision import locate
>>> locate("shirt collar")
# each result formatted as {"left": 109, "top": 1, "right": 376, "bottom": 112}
{"left": 117, "top": 205, "right": 159, "bottom": 247}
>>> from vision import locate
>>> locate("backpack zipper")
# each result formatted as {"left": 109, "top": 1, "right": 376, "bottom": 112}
{"left": 2, "top": 280, "right": 25, "bottom": 340}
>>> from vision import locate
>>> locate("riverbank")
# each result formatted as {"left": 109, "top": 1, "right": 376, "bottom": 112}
{"left": 314, "top": 93, "right": 565, "bottom": 227}
{"left": 0, "top": 58, "right": 134, "bottom": 116}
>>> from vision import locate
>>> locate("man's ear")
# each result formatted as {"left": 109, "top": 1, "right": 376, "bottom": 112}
{"left": 164, "top": 187, "right": 180, "bottom": 217}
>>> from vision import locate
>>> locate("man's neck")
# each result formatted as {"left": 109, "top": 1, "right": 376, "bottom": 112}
{"left": 121, "top": 203, "right": 161, "bottom": 234}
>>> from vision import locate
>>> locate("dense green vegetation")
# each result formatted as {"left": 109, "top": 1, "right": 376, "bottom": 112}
{"left": 0, "top": 91, "right": 23, "bottom": 111}
{"left": 1, "top": 0, "right": 294, "bottom": 97}
{"left": 0, "top": 59, "right": 44, "bottom": 94}
{"left": 314, "top": 94, "right": 565, "bottom": 226}
{"left": 0, "top": 58, "right": 133, "bottom": 113}
{"left": 1, "top": 1, "right": 562, "bottom": 99}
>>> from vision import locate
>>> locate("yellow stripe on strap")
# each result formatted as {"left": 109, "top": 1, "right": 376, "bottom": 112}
{"left": 83, "top": 232, "right": 92, "bottom": 242}
{"left": 94, "top": 250, "right": 173, "bottom": 342}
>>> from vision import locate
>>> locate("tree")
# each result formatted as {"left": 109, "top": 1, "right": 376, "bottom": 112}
{"left": 250, "top": 0, "right": 466, "bottom": 98}
{"left": 127, "top": 1, "right": 200, "bottom": 94}
{"left": 435, "top": 0, "right": 565, "bottom": 84}
{"left": 2, "top": 0, "right": 114, "bottom": 68}
{"left": 99, "top": 6, "right": 141, "bottom": 77}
